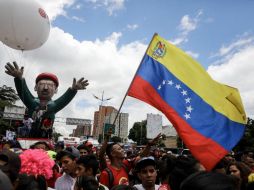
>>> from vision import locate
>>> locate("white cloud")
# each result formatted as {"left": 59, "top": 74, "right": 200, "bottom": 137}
{"left": 0, "top": 27, "right": 151, "bottom": 136}
{"left": 211, "top": 35, "right": 254, "bottom": 59}
{"left": 208, "top": 44, "right": 254, "bottom": 118}
{"left": 73, "top": 3, "right": 82, "bottom": 10}
{"left": 72, "top": 16, "right": 86, "bottom": 22}
{"left": 172, "top": 9, "right": 203, "bottom": 46}
{"left": 86, "top": 0, "right": 125, "bottom": 15}
{"left": 185, "top": 51, "right": 199, "bottom": 59}
{"left": 127, "top": 24, "right": 139, "bottom": 31}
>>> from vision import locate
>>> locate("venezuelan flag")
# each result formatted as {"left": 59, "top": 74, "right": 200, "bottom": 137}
{"left": 128, "top": 34, "right": 246, "bottom": 170}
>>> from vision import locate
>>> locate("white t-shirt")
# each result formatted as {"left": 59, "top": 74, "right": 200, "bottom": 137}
{"left": 55, "top": 173, "right": 76, "bottom": 190}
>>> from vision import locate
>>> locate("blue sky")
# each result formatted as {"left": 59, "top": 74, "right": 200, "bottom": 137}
{"left": 53, "top": 0, "right": 254, "bottom": 67}
{"left": 1, "top": 0, "right": 254, "bottom": 136}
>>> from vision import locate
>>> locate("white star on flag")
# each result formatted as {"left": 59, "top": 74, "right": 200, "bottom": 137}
{"left": 185, "top": 97, "right": 191, "bottom": 103}
{"left": 158, "top": 85, "right": 161, "bottom": 90}
{"left": 162, "top": 80, "right": 166, "bottom": 85}
{"left": 175, "top": 84, "right": 181, "bottom": 89}
{"left": 184, "top": 113, "right": 191, "bottom": 119}
{"left": 186, "top": 105, "right": 193, "bottom": 112}
{"left": 168, "top": 80, "right": 173, "bottom": 85}
{"left": 181, "top": 90, "right": 187, "bottom": 96}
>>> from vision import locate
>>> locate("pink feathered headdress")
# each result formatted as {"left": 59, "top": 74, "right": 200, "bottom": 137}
{"left": 19, "top": 149, "right": 55, "bottom": 179}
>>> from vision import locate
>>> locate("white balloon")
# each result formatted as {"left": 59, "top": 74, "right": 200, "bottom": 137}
{"left": 0, "top": 0, "right": 50, "bottom": 51}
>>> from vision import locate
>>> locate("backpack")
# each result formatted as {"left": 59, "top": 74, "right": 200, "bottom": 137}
{"left": 104, "top": 164, "right": 129, "bottom": 189}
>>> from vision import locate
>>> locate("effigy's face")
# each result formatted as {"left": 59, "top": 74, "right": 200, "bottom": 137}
{"left": 35, "top": 79, "right": 57, "bottom": 100}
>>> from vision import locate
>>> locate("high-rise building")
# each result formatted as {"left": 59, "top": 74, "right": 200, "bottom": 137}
{"left": 92, "top": 106, "right": 129, "bottom": 141}
{"left": 105, "top": 111, "right": 129, "bottom": 142}
{"left": 92, "top": 106, "right": 117, "bottom": 138}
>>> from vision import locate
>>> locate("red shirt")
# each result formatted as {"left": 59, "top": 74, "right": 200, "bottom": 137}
{"left": 99, "top": 162, "right": 130, "bottom": 188}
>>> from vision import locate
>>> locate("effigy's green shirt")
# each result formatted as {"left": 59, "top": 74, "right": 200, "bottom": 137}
{"left": 14, "top": 77, "right": 77, "bottom": 137}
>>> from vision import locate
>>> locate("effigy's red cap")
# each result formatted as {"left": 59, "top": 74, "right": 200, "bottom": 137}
{"left": 36, "top": 73, "right": 59, "bottom": 87}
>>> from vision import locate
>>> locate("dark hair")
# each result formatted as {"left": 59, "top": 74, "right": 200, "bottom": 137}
{"left": 106, "top": 143, "right": 117, "bottom": 159}
{"left": 77, "top": 144, "right": 90, "bottom": 151}
{"left": 55, "top": 141, "right": 64, "bottom": 149}
{"left": 56, "top": 150, "right": 75, "bottom": 161}
{"left": 226, "top": 161, "right": 252, "bottom": 189}
{"left": 111, "top": 185, "right": 138, "bottom": 190}
{"left": 157, "top": 155, "right": 177, "bottom": 182}
{"left": 180, "top": 171, "right": 239, "bottom": 190}
{"left": 76, "top": 154, "right": 99, "bottom": 176}
{"left": 75, "top": 176, "right": 103, "bottom": 190}
{"left": 168, "top": 156, "right": 202, "bottom": 190}
{"left": 16, "top": 174, "right": 47, "bottom": 190}
{"left": 31, "top": 141, "right": 50, "bottom": 150}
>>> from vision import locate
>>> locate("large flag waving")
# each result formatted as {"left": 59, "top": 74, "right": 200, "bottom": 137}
{"left": 128, "top": 34, "right": 246, "bottom": 170}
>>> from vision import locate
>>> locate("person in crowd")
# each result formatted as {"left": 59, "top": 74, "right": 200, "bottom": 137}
{"left": 134, "top": 156, "right": 168, "bottom": 190}
{"left": 0, "top": 149, "right": 21, "bottom": 186}
{"left": 157, "top": 155, "right": 176, "bottom": 189}
{"left": 31, "top": 141, "right": 51, "bottom": 151}
{"left": 5, "top": 61, "right": 89, "bottom": 138}
{"left": 83, "top": 141, "right": 94, "bottom": 154}
{"left": 212, "top": 159, "right": 227, "bottom": 174}
{"left": 241, "top": 150, "right": 254, "bottom": 171}
{"left": 77, "top": 144, "right": 90, "bottom": 157}
{"left": 55, "top": 141, "right": 65, "bottom": 153}
{"left": 99, "top": 142, "right": 130, "bottom": 188}
{"left": 75, "top": 154, "right": 108, "bottom": 190}
{"left": 227, "top": 161, "right": 253, "bottom": 190}
{"left": 55, "top": 146, "right": 80, "bottom": 190}
{"left": 224, "top": 153, "right": 236, "bottom": 165}
{"left": 75, "top": 176, "right": 102, "bottom": 190}
{"left": 16, "top": 173, "right": 48, "bottom": 190}
{"left": 0, "top": 169, "right": 13, "bottom": 190}
{"left": 99, "top": 133, "right": 162, "bottom": 189}
{"left": 19, "top": 148, "right": 55, "bottom": 190}
{"left": 180, "top": 171, "right": 240, "bottom": 190}
{"left": 168, "top": 155, "right": 206, "bottom": 190}
{"left": 111, "top": 184, "right": 138, "bottom": 190}
{"left": 18, "top": 114, "right": 33, "bottom": 137}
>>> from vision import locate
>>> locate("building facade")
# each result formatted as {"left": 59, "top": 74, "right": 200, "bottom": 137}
{"left": 72, "top": 123, "right": 92, "bottom": 137}
{"left": 92, "top": 106, "right": 117, "bottom": 138}
{"left": 92, "top": 106, "right": 129, "bottom": 142}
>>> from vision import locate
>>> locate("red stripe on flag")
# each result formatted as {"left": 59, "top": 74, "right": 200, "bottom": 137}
{"left": 128, "top": 75, "right": 228, "bottom": 170}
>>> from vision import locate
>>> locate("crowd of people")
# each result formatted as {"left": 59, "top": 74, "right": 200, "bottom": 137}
{"left": 1, "top": 134, "right": 254, "bottom": 190}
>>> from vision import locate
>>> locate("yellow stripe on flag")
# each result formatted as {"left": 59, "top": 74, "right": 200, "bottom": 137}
{"left": 146, "top": 34, "right": 246, "bottom": 124}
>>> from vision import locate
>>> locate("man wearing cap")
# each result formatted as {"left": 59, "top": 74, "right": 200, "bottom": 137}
{"left": 5, "top": 62, "right": 89, "bottom": 138}
{"left": 134, "top": 156, "right": 161, "bottom": 190}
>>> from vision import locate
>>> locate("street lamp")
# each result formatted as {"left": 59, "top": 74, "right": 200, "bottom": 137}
{"left": 93, "top": 91, "right": 112, "bottom": 141}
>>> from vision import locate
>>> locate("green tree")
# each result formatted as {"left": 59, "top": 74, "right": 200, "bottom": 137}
{"left": 0, "top": 85, "right": 20, "bottom": 135}
{"left": 128, "top": 120, "right": 147, "bottom": 145}
{"left": 234, "top": 117, "right": 254, "bottom": 152}
{"left": 0, "top": 85, "right": 19, "bottom": 106}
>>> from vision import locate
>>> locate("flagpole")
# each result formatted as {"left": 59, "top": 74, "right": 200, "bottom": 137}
{"left": 112, "top": 33, "right": 158, "bottom": 126}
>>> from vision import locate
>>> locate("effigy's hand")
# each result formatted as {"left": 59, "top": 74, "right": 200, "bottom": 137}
{"left": 5, "top": 62, "right": 24, "bottom": 79}
{"left": 71, "top": 77, "right": 89, "bottom": 91}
